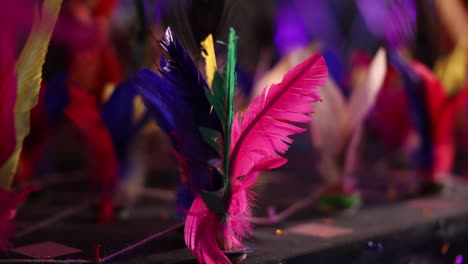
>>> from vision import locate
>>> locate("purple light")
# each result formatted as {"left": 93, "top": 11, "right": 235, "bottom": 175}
{"left": 455, "top": 255, "right": 463, "bottom": 264}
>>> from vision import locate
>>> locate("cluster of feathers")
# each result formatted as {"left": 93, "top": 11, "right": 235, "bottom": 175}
{"left": 130, "top": 27, "right": 328, "bottom": 263}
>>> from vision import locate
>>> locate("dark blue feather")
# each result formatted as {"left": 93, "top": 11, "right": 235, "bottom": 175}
{"left": 322, "top": 48, "right": 349, "bottom": 98}
{"left": 131, "top": 28, "right": 223, "bottom": 210}
{"left": 44, "top": 72, "right": 69, "bottom": 123}
{"left": 100, "top": 80, "right": 150, "bottom": 175}
{"left": 388, "top": 51, "right": 433, "bottom": 169}
{"left": 133, "top": 68, "right": 221, "bottom": 210}
{"left": 159, "top": 28, "right": 222, "bottom": 132}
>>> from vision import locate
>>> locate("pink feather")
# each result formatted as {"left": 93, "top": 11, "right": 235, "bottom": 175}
{"left": 185, "top": 196, "right": 230, "bottom": 264}
{"left": 185, "top": 181, "right": 254, "bottom": 264}
{"left": 230, "top": 53, "right": 327, "bottom": 179}
{"left": 185, "top": 53, "right": 327, "bottom": 263}
{"left": 0, "top": 187, "right": 37, "bottom": 251}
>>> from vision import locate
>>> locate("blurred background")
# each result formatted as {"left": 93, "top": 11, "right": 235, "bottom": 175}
{"left": 1, "top": 0, "right": 468, "bottom": 262}
{"left": 10, "top": 0, "right": 465, "bottom": 201}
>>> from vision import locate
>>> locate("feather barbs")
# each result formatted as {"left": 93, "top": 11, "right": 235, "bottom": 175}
{"left": 230, "top": 53, "right": 327, "bottom": 179}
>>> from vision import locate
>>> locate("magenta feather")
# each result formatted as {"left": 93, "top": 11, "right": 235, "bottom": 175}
{"left": 188, "top": 52, "right": 326, "bottom": 262}
{"left": 228, "top": 53, "right": 326, "bottom": 250}
{"left": 230, "top": 53, "right": 327, "bottom": 179}
{"left": 184, "top": 196, "right": 230, "bottom": 263}
{"left": 227, "top": 53, "right": 327, "bottom": 253}
{"left": 224, "top": 53, "right": 327, "bottom": 253}
{"left": 185, "top": 182, "right": 254, "bottom": 263}
{"left": 185, "top": 53, "right": 327, "bottom": 263}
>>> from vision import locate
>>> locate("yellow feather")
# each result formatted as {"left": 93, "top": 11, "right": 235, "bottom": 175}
{"left": 201, "top": 34, "right": 217, "bottom": 88}
{"left": 0, "top": 0, "right": 62, "bottom": 189}
{"left": 132, "top": 95, "right": 146, "bottom": 124}
{"left": 101, "top": 83, "right": 116, "bottom": 103}
{"left": 434, "top": 38, "right": 467, "bottom": 96}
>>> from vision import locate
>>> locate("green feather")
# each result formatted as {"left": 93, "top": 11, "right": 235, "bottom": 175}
{"left": 223, "top": 28, "right": 238, "bottom": 206}
{"left": 201, "top": 28, "right": 238, "bottom": 215}
{"left": 200, "top": 189, "right": 227, "bottom": 214}
{"left": 199, "top": 127, "right": 222, "bottom": 155}
{"left": 205, "top": 72, "right": 226, "bottom": 125}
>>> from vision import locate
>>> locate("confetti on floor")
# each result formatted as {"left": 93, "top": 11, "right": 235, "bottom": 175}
{"left": 288, "top": 222, "right": 353, "bottom": 238}
{"left": 13, "top": 241, "right": 81, "bottom": 259}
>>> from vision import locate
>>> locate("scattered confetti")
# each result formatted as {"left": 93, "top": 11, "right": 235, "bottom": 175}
{"left": 455, "top": 255, "right": 463, "bottom": 264}
{"left": 441, "top": 243, "right": 449, "bottom": 255}
{"left": 13, "top": 241, "right": 81, "bottom": 259}
{"left": 275, "top": 229, "right": 285, "bottom": 236}
{"left": 288, "top": 222, "right": 353, "bottom": 238}
{"left": 367, "top": 241, "right": 383, "bottom": 252}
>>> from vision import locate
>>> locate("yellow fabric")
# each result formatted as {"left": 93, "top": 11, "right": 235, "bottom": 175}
{"left": 201, "top": 34, "right": 217, "bottom": 88}
{"left": 0, "top": 0, "right": 62, "bottom": 189}
{"left": 434, "top": 39, "right": 467, "bottom": 96}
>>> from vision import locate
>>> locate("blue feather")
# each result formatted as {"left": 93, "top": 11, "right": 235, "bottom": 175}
{"left": 159, "top": 28, "right": 221, "bottom": 132}
{"left": 130, "top": 28, "right": 223, "bottom": 210}
{"left": 100, "top": 80, "right": 150, "bottom": 176}
{"left": 322, "top": 48, "right": 349, "bottom": 98}
{"left": 133, "top": 68, "right": 221, "bottom": 210}
{"left": 44, "top": 72, "right": 69, "bottom": 123}
{"left": 388, "top": 51, "right": 433, "bottom": 169}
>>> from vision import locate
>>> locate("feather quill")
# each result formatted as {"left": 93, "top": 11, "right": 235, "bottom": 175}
{"left": 0, "top": 0, "right": 62, "bottom": 189}
{"left": 201, "top": 34, "right": 217, "bottom": 89}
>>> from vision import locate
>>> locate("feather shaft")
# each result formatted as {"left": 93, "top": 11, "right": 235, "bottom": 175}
{"left": 223, "top": 28, "right": 238, "bottom": 182}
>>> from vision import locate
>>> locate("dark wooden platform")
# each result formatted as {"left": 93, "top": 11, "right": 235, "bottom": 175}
{"left": 2, "top": 179, "right": 468, "bottom": 264}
